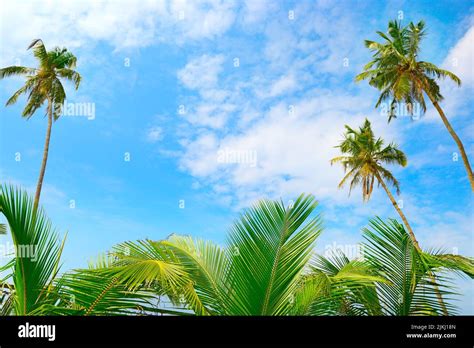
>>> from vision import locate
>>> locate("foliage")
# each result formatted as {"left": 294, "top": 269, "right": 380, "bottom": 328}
{"left": 330, "top": 118, "right": 406, "bottom": 201}
{"left": 0, "top": 39, "right": 81, "bottom": 119}
{"left": 355, "top": 20, "right": 460, "bottom": 122}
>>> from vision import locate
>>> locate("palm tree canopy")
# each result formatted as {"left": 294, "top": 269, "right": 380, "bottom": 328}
{"left": 0, "top": 185, "right": 168, "bottom": 316}
{"left": 331, "top": 118, "right": 407, "bottom": 201}
{"left": 0, "top": 39, "right": 81, "bottom": 120}
{"left": 355, "top": 20, "right": 461, "bottom": 121}
{"left": 108, "top": 194, "right": 326, "bottom": 315}
{"left": 104, "top": 200, "right": 473, "bottom": 316}
{"left": 2, "top": 186, "right": 472, "bottom": 316}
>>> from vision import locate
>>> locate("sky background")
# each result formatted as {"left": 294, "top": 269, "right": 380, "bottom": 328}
{"left": 0, "top": 0, "right": 473, "bottom": 313}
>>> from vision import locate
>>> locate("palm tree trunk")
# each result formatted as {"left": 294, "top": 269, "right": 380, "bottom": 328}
{"left": 374, "top": 171, "right": 448, "bottom": 315}
{"left": 33, "top": 99, "right": 53, "bottom": 211}
{"left": 374, "top": 171, "right": 420, "bottom": 249}
{"left": 424, "top": 90, "right": 474, "bottom": 192}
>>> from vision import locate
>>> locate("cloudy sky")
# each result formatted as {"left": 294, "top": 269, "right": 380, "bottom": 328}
{"left": 0, "top": 0, "right": 473, "bottom": 312}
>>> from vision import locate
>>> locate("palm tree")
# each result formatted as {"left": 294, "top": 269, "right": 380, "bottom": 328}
{"left": 295, "top": 218, "right": 473, "bottom": 316}
{"left": 0, "top": 39, "right": 81, "bottom": 210}
{"left": 330, "top": 119, "right": 471, "bottom": 315}
{"left": 0, "top": 185, "right": 162, "bottom": 315}
{"left": 330, "top": 118, "right": 418, "bottom": 246}
{"left": 356, "top": 20, "right": 473, "bottom": 191}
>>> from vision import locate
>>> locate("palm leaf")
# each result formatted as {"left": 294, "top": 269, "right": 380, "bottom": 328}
{"left": 0, "top": 184, "right": 64, "bottom": 314}
{"left": 224, "top": 194, "right": 322, "bottom": 315}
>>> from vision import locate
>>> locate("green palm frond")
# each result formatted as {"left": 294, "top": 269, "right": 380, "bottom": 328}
{"left": 5, "top": 78, "right": 37, "bottom": 106}
{"left": 162, "top": 235, "right": 228, "bottom": 315}
{"left": 56, "top": 68, "right": 81, "bottom": 89}
{"left": 28, "top": 39, "right": 49, "bottom": 68}
{"left": 362, "top": 218, "right": 460, "bottom": 315}
{"left": 418, "top": 62, "right": 461, "bottom": 86}
{"left": 224, "top": 194, "right": 322, "bottom": 315}
{"left": 0, "top": 66, "right": 36, "bottom": 79}
{"left": 298, "top": 251, "right": 387, "bottom": 316}
{"left": 37, "top": 268, "right": 163, "bottom": 316}
{"left": 422, "top": 252, "right": 474, "bottom": 278}
{"left": 0, "top": 184, "right": 65, "bottom": 315}
{"left": 110, "top": 240, "right": 190, "bottom": 293}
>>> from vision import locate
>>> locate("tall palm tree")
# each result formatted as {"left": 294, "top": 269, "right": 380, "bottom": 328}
{"left": 0, "top": 39, "right": 81, "bottom": 210}
{"left": 330, "top": 119, "right": 466, "bottom": 315}
{"left": 330, "top": 118, "right": 418, "bottom": 247}
{"left": 356, "top": 20, "right": 473, "bottom": 191}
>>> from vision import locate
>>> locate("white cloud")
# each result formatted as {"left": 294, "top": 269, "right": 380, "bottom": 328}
{"left": 177, "top": 54, "right": 240, "bottom": 129}
{"left": 179, "top": 92, "right": 401, "bottom": 208}
{"left": 177, "top": 54, "right": 226, "bottom": 91}
{"left": 443, "top": 25, "right": 474, "bottom": 86}
{"left": 0, "top": 0, "right": 237, "bottom": 65}
{"left": 266, "top": 73, "right": 298, "bottom": 98}
{"left": 146, "top": 126, "right": 164, "bottom": 142}
{"left": 240, "top": 0, "right": 278, "bottom": 28}
{"left": 170, "top": 0, "right": 237, "bottom": 40}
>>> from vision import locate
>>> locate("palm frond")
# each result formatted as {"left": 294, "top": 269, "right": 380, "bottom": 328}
{"left": 110, "top": 240, "right": 190, "bottom": 293}
{"left": 162, "top": 235, "right": 228, "bottom": 315}
{"left": 224, "top": 194, "right": 322, "bottom": 315}
{"left": 362, "top": 218, "right": 460, "bottom": 315}
{"left": 0, "top": 184, "right": 64, "bottom": 314}
{"left": 0, "top": 66, "right": 35, "bottom": 79}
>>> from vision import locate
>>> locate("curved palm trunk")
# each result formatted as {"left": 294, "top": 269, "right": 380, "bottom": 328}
{"left": 424, "top": 91, "right": 474, "bottom": 192}
{"left": 374, "top": 171, "right": 448, "bottom": 315}
{"left": 33, "top": 100, "right": 53, "bottom": 212}
{"left": 374, "top": 172, "right": 420, "bottom": 248}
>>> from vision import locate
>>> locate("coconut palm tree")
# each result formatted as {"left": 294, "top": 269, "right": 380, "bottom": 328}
{"left": 0, "top": 39, "right": 81, "bottom": 211}
{"left": 0, "top": 185, "right": 164, "bottom": 315}
{"left": 355, "top": 20, "right": 473, "bottom": 191}
{"left": 330, "top": 118, "right": 418, "bottom": 246}
{"left": 330, "top": 119, "right": 472, "bottom": 315}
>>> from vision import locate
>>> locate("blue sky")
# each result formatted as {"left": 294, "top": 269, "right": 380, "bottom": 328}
{"left": 0, "top": 0, "right": 473, "bottom": 313}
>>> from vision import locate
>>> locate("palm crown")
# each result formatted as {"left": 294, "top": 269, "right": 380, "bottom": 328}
{"left": 331, "top": 118, "right": 406, "bottom": 201}
{"left": 355, "top": 20, "right": 461, "bottom": 121}
{"left": 0, "top": 39, "right": 81, "bottom": 119}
